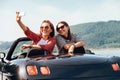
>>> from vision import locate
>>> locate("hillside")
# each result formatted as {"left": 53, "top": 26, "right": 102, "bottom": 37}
{"left": 71, "top": 20, "right": 120, "bottom": 48}
{"left": 0, "top": 41, "right": 13, "bottom": 51}
{"left": 0, "top": 20, "right": 120, "bottom": 51}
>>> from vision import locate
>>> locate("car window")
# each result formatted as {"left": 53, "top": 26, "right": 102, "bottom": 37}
{"left": 11, "top": 41, "right": 32, "bottom": 59}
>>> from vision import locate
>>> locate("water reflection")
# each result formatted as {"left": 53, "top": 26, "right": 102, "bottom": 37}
{"left": 91, "top": 48, "right": 120, "bottom": 57}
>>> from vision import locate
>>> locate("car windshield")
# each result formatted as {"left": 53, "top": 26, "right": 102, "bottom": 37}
{"left": 11, "top": 40, "right": 32, "bottom": 59}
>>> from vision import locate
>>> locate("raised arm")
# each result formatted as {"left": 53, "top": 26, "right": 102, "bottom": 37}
{"left": 16, "top": 11, "right": 28, "bottom": 31}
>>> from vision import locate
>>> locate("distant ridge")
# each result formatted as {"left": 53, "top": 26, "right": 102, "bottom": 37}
{"left": 70, "top": 20, "right": 120, "bottom": 48}
{"left": 0, "top": 20, "right": 120, "bottom": 50}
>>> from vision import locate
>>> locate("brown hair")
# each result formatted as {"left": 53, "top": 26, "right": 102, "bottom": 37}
{"left": 41, "top": 20, "right": 55, "bottom": 37}
{"left": 56, "top": 21, "right": 72, "bottom": 40}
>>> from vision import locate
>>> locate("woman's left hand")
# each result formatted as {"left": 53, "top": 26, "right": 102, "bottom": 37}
{"left": 68, "top": 45, "right": 75, "bottom": 53}
{"left": 20, "top": 44, "right": 31, "bottom": 50}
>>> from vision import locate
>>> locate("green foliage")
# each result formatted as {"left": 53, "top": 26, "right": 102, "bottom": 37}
{"left": 70, "top": 20, "right": 120, "bottom": 48}
{"left": 0, "top": 41, "right": 13, "bottom": 52}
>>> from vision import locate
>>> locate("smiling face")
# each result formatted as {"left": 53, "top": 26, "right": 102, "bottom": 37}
{"left": 57, "top": 23, "right": 69, "bottom": 38}
{"left": 40, "top": 22, "right": 52, "bottom": 36}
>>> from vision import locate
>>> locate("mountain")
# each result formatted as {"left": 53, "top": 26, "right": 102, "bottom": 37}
{"left": 70, "top": 20, "right": 120, "bottom": 48}
{"left": 0, "top": 41, "right": 13, "bottom": 51}
{"left": 0, "top": 20, "right": 120, "bottom": 50}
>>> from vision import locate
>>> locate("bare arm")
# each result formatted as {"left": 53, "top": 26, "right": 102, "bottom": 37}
{"left": 63, "top": 43, "right": 74, "bottom": 50}
{"left": 63, "top": 41, "right": 85, "bottom": 54}
{"left": 20, "top": 44, "right": 41, "bottom": 50}
{"left": 64, "top": 41, "right": 84, "bottom": 50}
{"left": 74, "top": 41, "right": 85, "bottom": 48}
{"left": 16, "top": 12, "right": 28, "bottom": 31}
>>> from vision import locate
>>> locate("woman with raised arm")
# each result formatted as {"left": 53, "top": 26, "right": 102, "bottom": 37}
{"left": 16, "top": 12, "right": 56, "bottom": 56}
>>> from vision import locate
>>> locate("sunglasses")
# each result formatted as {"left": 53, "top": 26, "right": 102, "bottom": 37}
{"left": 57, "top": 25, "right": 65, "bottom": 31}
{"left": 40, "top": 26, "right": 50, "bottom": 29}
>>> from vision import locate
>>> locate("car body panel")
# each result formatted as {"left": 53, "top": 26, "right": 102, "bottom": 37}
{"left": 0, "top": 37, "right": 120, "bottom": 80}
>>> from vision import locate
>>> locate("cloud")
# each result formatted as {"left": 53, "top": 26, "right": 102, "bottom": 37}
{"left": 61, "top": 0, "right": 120, "bottom": 25}
{"left": 0, "top": 0, "right": 120, "bottom": 41}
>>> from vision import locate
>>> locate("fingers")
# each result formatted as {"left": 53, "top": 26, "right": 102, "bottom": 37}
{"left": 16, "top": 11, "right": 19, "bottom": 15}
{"left": 20, "top": 45, "right": 26, "bottom": 50}
{"left": 16, "top": 11, "right": 20, "bottom": 17}
{"left": 20, "top": 44, "right": 29, "bottom": 50}
{"left": 16, "top": 11, "right": 21, "bottom": 21}
{"left": 68, "top": 45, "right": 75, "bottom": 53}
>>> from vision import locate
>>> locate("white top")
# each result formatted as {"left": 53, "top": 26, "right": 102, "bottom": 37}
{"left": 37, "top": 38, "right": 48, "bottom": 45}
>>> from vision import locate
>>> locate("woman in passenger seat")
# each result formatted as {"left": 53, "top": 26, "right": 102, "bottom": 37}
{"left": 56, "top": 21, "right": 85, "bottom": 55}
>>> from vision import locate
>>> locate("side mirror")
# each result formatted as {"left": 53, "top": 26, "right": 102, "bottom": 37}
{"left": 0, "top": 52, "right": 6, "bottom": 62}
{"left": 0, "top": 52, "right": 5, "bottom": 59}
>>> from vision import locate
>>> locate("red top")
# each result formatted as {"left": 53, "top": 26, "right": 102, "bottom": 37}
{"left": 24, "top": 28, "right": 56, "bottom": 55}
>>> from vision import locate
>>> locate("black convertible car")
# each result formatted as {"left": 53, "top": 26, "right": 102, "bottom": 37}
{"left": 0, "top": 37, "right": 120, "bottom": 80}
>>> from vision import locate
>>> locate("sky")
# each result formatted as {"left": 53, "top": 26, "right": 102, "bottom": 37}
{"left": 0, "top": 0, "right": 120, "bottom": 41}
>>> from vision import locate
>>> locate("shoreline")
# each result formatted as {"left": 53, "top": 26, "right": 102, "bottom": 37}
{"left": 89, "top": 48, "right": 120, "bottom": 50}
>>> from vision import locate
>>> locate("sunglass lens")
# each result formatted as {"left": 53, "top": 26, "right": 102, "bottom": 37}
{"left": 41, "top": 26, "right": 49, "bottom": 29}
{"left": 57, "top": 25, "right": 64, "bottom": 31}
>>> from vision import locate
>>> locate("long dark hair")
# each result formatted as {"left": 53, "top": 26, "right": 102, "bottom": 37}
{"left": 56, "top": 21, "right": 72, "bottom": 40}
{"left": 41, "top": 20, "right": 55, "bottom": 37}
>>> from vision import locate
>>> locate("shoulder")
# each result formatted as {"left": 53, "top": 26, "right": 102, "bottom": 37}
{"left": 55, "top": 34, "right": 60, "bottom": 37}
{"left": 49, "top": 37, "right": 56, "bottom": 42}
{"left": 55, "top": 34, "right": 66, "bottom": 42}
{"left": 71, "top": 33, "right": 77, "bottom": 37}
{"left": 55, "top": 34, "right": 62, "bottom": 39}
{"left": 71, "top": 33, "right": 80, "bottom": 40}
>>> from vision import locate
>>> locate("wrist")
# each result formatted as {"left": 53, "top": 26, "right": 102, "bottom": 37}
{"left": 73, "top": 44, "right": 76, "bottom": 48}
{"left": 68, "top": 45, "right": 74, "bottom": 53}
{"left": 71, "top": 44, "right": 76, "bottom": 48}
{"left": 29, "top": 45, "right": 32, "bottom": 48}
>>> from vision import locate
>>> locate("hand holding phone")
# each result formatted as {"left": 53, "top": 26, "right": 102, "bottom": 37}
{"left": 19, "top": 12, "right": 25, "bottom": 16}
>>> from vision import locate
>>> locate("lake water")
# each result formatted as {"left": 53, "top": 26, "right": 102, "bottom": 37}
{"left": 53, "top": 48, "right": 120, "bottom": 57}
{"left": 91, "top": 48, "right": 120, "bottom": 57}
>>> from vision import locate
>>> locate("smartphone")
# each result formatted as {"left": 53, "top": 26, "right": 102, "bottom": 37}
{"left": 19, "top": 12, "right": 25, "bottom": 16}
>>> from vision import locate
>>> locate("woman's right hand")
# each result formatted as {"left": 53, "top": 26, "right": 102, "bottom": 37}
{"left": 16, "top": 11, "right": 21, "bottom": 22}
{"left": 16, "top": 11, "right": 28, "bottom": 31}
